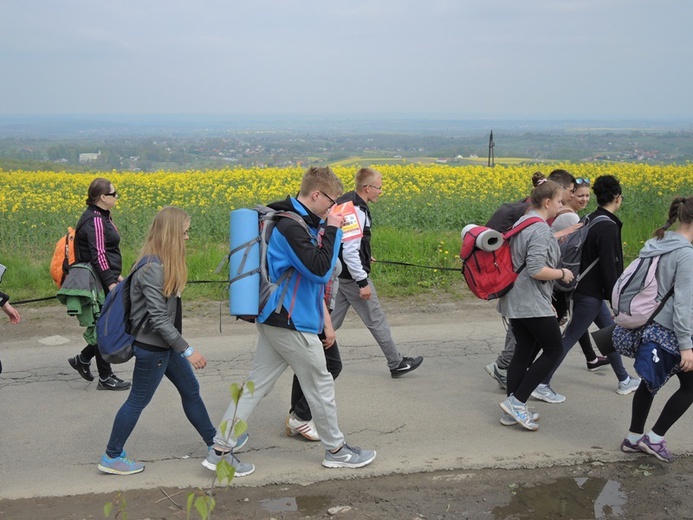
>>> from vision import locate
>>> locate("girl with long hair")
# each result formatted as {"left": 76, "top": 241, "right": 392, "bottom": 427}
{"left": 97, "top": 206, "right": 253, "bottom": 476}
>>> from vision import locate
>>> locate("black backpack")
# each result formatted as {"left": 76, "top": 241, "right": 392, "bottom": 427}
{"left": 485, "top": 199, "right": 530, "bottom": 233}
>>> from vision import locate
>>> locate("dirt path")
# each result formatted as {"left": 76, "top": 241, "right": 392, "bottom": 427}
{"left": 1, "top": 295, "right": 690, "bottom": 519}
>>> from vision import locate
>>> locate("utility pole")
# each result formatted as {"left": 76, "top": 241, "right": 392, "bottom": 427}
{"left": 488, "top": 130, "right": 495, "bottom": 167}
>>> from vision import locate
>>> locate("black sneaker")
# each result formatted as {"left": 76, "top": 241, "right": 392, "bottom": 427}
{"left": 68, "top": 355, "right": 94, "bottom": 382}
{"left": 390, "top": 356, "right": 424, "bottom": 378}
{"left": 587, "top": 355, "right": 611, "bottom": 372}
{"left": 97, "top": 375, "right": 131, "bottom": 391}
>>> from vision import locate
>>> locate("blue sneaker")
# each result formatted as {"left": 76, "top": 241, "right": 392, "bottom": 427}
{"left": 97, "top": 452, "right": 144, "bottom": 475}
{"left": 234, "top": 432, "right": 249, "bottom": 451}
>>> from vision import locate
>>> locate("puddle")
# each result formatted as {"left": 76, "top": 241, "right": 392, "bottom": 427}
{"left": 260, "top": 495, "right": 331, "bottom": 515}
{"left": 493, "top": 477, "right": 626, "bottom": 520}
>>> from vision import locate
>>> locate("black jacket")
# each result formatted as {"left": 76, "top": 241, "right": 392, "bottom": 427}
{"left": 336, "top": 191, "right": 372, "bottom": 286}
{"left": 576, "top": 206, "right": 623, "bottom": 302}
{"left": 75, "top": 205, "right": 122, "bottom": 288}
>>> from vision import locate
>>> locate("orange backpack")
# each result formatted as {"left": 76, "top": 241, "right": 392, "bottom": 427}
{"left": 50, "top": 226, "right": 80, "bottom": 287}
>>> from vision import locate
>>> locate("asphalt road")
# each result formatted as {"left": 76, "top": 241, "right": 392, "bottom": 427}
{"left": 0, "top": 298, "right": 688, "bottom": 500}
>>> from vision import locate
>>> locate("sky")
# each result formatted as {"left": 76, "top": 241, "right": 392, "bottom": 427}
{"left": 1, "top": 0, "right": 692, "bottom": 119}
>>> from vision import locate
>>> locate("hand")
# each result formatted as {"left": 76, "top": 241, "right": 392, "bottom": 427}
{"left": 108, "top": 283, "right": 117, "bottom": 292}
{"left": 326, "top": 208, "right": 345, "bottom": 229}
{"left": 186, "top": 351, "right": 207, "bottom": 370}
{"left": 561, "top": 268, "right": 574, "bottom": 284}
{"left": 359, "top": 285, "right": 372, "bottom": 300}
{"left": 553, "top": 222, "right": 583, "bottom": 241}
{"left": 680, "top": 349, "right": 693, "bottom": 372}
{"left": 117, "top": 275, "right": 124, "bottom": 283}
{"left": 322, "top": 324, "right": 336, "bottom": 349}
{"left": 2, "top": 303, "right": 20, "bottom": 324}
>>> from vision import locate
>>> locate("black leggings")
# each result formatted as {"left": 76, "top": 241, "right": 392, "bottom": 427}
{"left": 629, "top": 370, "right": 693, "bottom": 436}
{"left": 507, "top": 317, "right": 564, "bottom": 403}
{"left": 553, "top": 292, "right": 598, "bottom": 362}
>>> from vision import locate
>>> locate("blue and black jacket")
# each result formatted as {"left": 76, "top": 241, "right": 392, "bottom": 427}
{"left": 259, "top": 196, "right": 342, "bottom": 333}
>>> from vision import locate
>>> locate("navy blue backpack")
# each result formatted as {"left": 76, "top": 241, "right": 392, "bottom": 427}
{"left": 96, "top": 258, "right": 155, "bottom": 364}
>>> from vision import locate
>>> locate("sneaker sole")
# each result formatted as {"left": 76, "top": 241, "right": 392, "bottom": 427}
{"left": 638, "top": 443, "right": 673, "bottom": 462}
{"left": 616, "top": 386, "right": 639, "bottom": 395}
{"left": 500, "top": 413, "right": 540, "bottom": 426}
{"left": 97, "top": 384, "right": 131, "bottom": 391}
{"left": 322, "top": 451, "right": 376, "bottom": 469}
{"left": 499, "top": 402, "right": 539, "bottom": 431}
{"left": 97, "top": 463, "right": 144, "bottom": 476}
{"left": 390, "top": 362, "right": 423, "bottom": 378}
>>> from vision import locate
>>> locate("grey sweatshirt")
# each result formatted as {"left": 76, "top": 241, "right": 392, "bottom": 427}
{"left": 638, "top": 231, "right": 693, "bottom": 351}
{"left": 498, "top": 211, "right": 560, "bottom": 319}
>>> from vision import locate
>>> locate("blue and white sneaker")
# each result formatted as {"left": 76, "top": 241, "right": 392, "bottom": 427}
{"left": 97, "top": 451, "right": 144, "bottom": 475}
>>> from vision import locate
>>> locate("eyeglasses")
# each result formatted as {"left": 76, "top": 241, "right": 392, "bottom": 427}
{"left": 104, "top": 191, "right": 118, "bottom": 198}
{"left": 364, "top": 184, "right": 382, "bottom": 191}
{"left": 575, "top": 178, "right": 590, "bottom": 185}
{"left": 320, "top": 191, "right": 337, "bottom": 207}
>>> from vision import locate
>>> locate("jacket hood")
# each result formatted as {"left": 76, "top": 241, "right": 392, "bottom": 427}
{"left": 639, "top": 231, "right": 693, "bottom": 258}
{"left": 267, "top": 196, "right": 321, "bottom": 228}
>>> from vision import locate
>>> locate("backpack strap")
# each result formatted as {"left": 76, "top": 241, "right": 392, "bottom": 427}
{"left": 574, "top": 215, "right": 616, "bottom": 283}
{"left": 503, "top": 216, "right": 544, "bottom": 274}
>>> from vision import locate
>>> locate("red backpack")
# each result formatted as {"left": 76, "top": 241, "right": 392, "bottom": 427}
{"left": 461, "top": 217, "right": 543, "bottom": 300}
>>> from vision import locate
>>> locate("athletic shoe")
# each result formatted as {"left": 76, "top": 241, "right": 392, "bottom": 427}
{"left": 617, "top": 377, "right": 641, "bottom": 395}
{"left": 500, "top": 410, "right": 540, "bottom": 426}
{"left": 390, "top": 356, "right": 424, "bottom": 378}
{"left": 587, "top": 356, "right": 611, "bottom": 372}
{"left": 620, "top": 437, "right": 644, "bottom": 453}
{"left": 202, "top": 448, "right": 255, "bottom": 475}
{"left": 68, "top": 355, "right": 94, "bottom": 382}
{"left": 638, "top": 434, "right": 675, "bottom": 462}
{"left": 531, "top": 384, "right": 566, "bottom": 404}
{"left": 97, "top": 452, "right": 144, "bottom": 475}
{"left": 485, "top": 362, "right": 507, "bottom": 389}
{"left": 97, "top": 375, "right": 131, "bottom": 391}
{"left": 322, "top": 442, "right": 376, "bottom": 469}
{"left": 234, "top": 432, "right": 249, "bottom": 451}
{"left": 499, "top": 395, "right": 538, "bottom": 431}
{"left": 286, "top": 415, "right": 320, "bottom": 441}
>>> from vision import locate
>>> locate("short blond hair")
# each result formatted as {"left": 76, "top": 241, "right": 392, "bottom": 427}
{"left": 298, "top": 166, "right": 344, "bottom": 198}
{"left": 355, "top": 167, "right": 380, "bottom": 189}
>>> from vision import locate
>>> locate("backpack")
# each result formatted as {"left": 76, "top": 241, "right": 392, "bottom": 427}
{"left": 554, "top": 214, "right": 612, "bottom": 292}
{"left": 96, "top": 258, "right": 153, "bottom": 364}
{"left": 611, "top": 255, "right": 674, "bottom": 329}
{"left": 461, "top": 217, "right": 543, "bottom": 300}
{"left": 484, "top": 199, "right": 530, "bottom": 233}
{"left": 226, "top": 205, "right": 313, "bottom": 322}
{"left": 50, "top": 224, "right": 83, "bottom": 288}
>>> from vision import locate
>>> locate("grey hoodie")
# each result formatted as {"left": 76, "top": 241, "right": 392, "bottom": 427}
{"left": 638, "top": 231, "right": 693, "bottom": 351}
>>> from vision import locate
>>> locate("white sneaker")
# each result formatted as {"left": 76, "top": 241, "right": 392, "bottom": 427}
{"left": 500, "top": 410, "right": 540, "bottom": 426}
{"left": 499, "top": 395, "right": 538, "bottom": 431}
{"left": 617, "top": 377, "right": 641, "bottom": 395}
{"left": 285, "top": 414, "right": 320, "bottom": 441}
{"left": 531, "top": 384, "right": 566, "bottom": 404}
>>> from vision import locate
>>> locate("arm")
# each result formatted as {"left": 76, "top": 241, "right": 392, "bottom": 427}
{"left": 524, "top": 227, "right": 574, "bottom": 284}
{"left": 83, "top": 216, "right": 118, "bottom": 290}
{"left": 322, "top": 300, "right": 336, "bottom": 349}
{"left": 672, "top": 251, "right": 693, "bottom": 356}
{"left": 276, "top": 219, "right": 343, "bottom": 283}
{"left": 0, "top": 291, "right": 20, "bottom": 324}
{"left": 595, "top": 222, "right": 622, "bottom": 299}
{"left": 137, "top": 264, "right": 189, "bottom": 354}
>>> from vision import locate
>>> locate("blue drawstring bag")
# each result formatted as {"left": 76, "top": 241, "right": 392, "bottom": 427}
{"left": 634, "top": 340, "right": 680, "bottom": 395}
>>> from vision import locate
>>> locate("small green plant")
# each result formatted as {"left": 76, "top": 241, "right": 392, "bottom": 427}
{"left": 186, "top": 380, "right": 255, "bottom": 520}
{"left": 103, "top": 491, "right": 127, "bottom": 519}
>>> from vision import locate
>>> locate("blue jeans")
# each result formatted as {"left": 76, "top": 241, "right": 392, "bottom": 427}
{"left": 105, "top": 347, "right": 216, "bottom": 458}
{"left": 542, "top": 293, "right": 630, "bottom": 386}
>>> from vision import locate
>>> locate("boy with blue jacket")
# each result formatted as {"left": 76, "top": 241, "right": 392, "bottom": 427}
{"left": 206, "top": 166, "right": 376, "bottom": 471}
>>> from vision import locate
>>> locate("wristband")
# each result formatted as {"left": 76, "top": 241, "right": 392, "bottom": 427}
{"left": 559, "top": 269, "right": 566, "bottom": 281}
{"left": 356, "top": 278, "right": 369, "bottom": 289}
{"left": 182, "top": 346, "right": 194, "bottom": 358}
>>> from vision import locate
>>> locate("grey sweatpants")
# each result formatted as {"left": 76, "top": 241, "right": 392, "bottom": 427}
{"left": 214, "top": 323, "right": 345, "bottom": 451}
{"left": 330, "top": 278, "right": 403, "bottom": 370}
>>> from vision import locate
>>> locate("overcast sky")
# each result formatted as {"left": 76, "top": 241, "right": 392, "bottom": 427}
{"left": 1, "top": 0, "right": 691, "bottom": 119}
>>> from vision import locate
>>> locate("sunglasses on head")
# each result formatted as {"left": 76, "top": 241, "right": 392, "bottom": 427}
{"left": 575, "top": 178, "right": 590, "bottom": 185}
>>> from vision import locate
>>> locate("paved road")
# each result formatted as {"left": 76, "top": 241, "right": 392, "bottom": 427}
{"left": 0, "top": 299, "right": 687, "bottom": 500}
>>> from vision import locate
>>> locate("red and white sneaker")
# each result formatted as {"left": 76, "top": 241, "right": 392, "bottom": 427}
{"left": 285, "top": 414, "right": 320, "bottom": 441}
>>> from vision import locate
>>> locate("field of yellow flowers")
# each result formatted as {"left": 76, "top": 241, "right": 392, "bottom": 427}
{"left": 1, "top": 163, "right": 692, "bottom": 300}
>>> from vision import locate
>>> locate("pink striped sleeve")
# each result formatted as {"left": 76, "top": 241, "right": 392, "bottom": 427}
{"left": 93, "top": 217, "right": 110, "bottom": 272}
